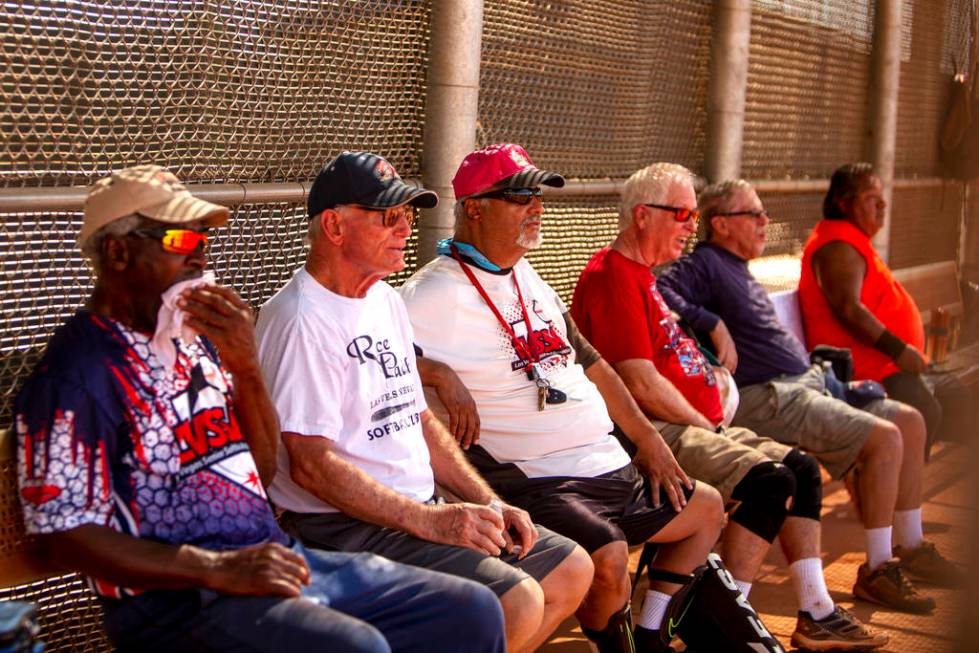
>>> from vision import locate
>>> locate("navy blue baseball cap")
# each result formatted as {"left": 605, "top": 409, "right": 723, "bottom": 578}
{"left": 307, "top": 151, "right": 438, "bottom": 219}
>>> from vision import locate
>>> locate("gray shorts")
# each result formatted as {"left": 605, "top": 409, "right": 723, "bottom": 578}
{"left": 280, "top": 510, "right": 575, "bottom": 597}
{"left": 652, "top": 421, "right": 792, "bottom": 503}
{"left": 734, "top": 365, "right": 901, "bottom": 479}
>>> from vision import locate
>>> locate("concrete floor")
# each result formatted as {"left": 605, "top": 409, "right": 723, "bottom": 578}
{"left": 540, "top": 441, "right": 971, "bottom": 652}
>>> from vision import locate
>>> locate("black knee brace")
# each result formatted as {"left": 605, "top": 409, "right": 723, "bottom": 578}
{"left": 729, "top": 461, "right": 795, "bottom": 543}
{"left": 782, "top": 448, "right": 823, "bottom": 521}
{"left": 581, "top": 603, "right": 636, "bottom": 653}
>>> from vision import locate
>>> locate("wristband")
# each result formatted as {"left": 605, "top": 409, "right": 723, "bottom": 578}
{"left": 874, "top": 329, "right": 906, "bottom": 360}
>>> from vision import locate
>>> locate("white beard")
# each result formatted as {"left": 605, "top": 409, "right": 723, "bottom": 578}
{"left": 517, "top": 221, "right": 543, "bottom": 250}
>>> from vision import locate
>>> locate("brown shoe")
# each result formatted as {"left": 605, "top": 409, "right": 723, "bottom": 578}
{"left": 894, "top": 541, "right": 961, "bottom": 587}
{"left": 853, "top": 560, "right": 936, "bottom": 614}
{"left": 791, "top": 606, "right": 889, "bottom": 651}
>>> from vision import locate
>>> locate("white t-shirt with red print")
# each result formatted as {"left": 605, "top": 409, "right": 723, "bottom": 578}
{"left": 400, "top": 256, "right": 630, "bottom": 479}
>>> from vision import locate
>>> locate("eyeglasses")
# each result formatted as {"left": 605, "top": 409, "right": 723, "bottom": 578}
{"left": 129, "top": 226, "right": 209, "bottom": 255}
{"left": 713, "top": 209, "right": 770, "bottom": 220}
{"left": 474, "top": 187, "right": 543, "bottom": 206}
{"left": 643, "top": 203, "right": 700, "bottom": 223}
{"left": 357, "top": 205, "right": 418, "bottom": 229}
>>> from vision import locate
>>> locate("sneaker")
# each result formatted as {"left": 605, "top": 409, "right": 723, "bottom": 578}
{"left": 853, "top": 560, "right": 935, "bottom": 614}
{"left": 790, "top": 606, "right": 889, "bottom": 651}
{"left": 894, "top": 541, "right": 961, "bottom": 587}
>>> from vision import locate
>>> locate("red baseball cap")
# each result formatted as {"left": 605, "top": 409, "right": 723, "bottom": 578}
{"left": 451, "top": 143, "right": 565, "bottom": 200}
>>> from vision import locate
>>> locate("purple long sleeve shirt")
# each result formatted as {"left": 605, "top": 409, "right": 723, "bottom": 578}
{"left": 657, "top": 242, "right": 810, "bottom": 387}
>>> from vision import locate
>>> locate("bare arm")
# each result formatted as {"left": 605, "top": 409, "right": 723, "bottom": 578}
{"left": 420, "top": 409, "right": 495, "bottom": 504}
{"left": 811, "top": 242, "right": 883, "bottom": 342}
{"left": 812, "top": 242, "right": 926, "bottom": 372}
{"left": 180, "top": 285, "right": 280, "bottom": 485}
{"left": 420, "top": 410, "right": 539, "bottom": 557}
{"left": 585, "top": 358, "right": 691, "bottom": 510}
{"left": 614, "top": 358, "right": 716, "bottom": 430}
{"left": 416, "top": 356, "right": 481, "bottom": 449}
{"left": 283, "top": 429, "right": 509, "bottom": 556}
{"left": 41, "top": 524, "right": 310, "bottom": 597}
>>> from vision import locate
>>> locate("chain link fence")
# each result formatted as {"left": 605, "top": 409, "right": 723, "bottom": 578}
{"left": 477, "top": 0, "right": 712, "bottom": 178}
{"left": 743, "top": 1, "right": 873, "bottom": 180}
{"left": 0, "top": 3, "right": 974, "bottom": 650}
{"left": 1, "top": 0, "right": 432, "bottom": 187}
{"left": 895, "top": 0, "right": 956, "bottom": 177}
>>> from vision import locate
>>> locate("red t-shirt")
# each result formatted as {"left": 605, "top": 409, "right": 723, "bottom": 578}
{"left": 572, "top": 248, "right": 724, "bottom": 425}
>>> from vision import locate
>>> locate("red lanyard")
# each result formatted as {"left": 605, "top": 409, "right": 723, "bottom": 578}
{"left": 450, "top": 245, "right": 539, "bottom": 372}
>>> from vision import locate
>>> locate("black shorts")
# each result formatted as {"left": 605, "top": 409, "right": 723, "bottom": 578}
{"left": 280, "top": 510, "right": 575, "bottom": 597}
{"left": 467, "top": 446, "right": 693, "bottom": 553}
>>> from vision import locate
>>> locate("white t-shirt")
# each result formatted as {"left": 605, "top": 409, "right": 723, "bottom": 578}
{"left": 400, "top": 256, "right": 630, "bottom": 479}
{"left": 256, "top": 268, "right": 434, "bottom": 513}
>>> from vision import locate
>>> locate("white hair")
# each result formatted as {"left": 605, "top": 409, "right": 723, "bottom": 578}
{"left": 618, "top": 162, "right": 694, "bottom": 231}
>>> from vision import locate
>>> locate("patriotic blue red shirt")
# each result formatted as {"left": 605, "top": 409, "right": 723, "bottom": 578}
{"left": 16, "top": 311, "right": 286, "bottom": 598}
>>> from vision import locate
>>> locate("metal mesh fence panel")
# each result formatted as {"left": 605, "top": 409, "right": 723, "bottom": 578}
{"left": 0, "top": 1, "right": 432, "bottom": 187}
{"left": 742, "top": 1, "right": 872, "bottom": 179}
{"left": 889, "top": 183, "right": 963, "bottom": 269}
{"left": 0, "top": 573, "right": 110, "bottom": 652}
{"left": 477, "top": 0, "right": 712, "bottom": 179}
{"left": 895, "top": 0, "right": 955, "bottom": 177}
{"left": 525, "top": 196, "right": 621, "bottom": 305}
{"left": 755, "top": 189, "right": 826, "bottom": 257}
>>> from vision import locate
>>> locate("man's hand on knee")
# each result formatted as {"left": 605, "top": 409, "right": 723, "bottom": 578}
{"left": 421, "top": 503, "right": 506, "bottom": 556}
{"left": 204, "top": 542, "right": 311, "bottom": 597}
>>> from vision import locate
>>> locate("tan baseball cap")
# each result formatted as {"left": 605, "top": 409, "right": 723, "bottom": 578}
{"left": 78, "top": 165, "right": 229, "bottom": 249}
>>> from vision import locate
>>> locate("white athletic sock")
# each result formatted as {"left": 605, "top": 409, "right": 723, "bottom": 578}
{"left": 636, "top": 589, "right": 672, "bottom": 631}
{"left": 734, "top": 579, "right": 753, "bottom": 599}
{"left": 894, "top": 508, "right": 924, "bottom": 549}
{"left": 789, "top": 558, "right": 835, "bottom": 620}
{"left": 865, "top": 526, "right": 893, "bottom": 570}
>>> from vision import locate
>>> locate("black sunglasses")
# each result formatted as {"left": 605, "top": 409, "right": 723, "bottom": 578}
{"left": 474, "top": 187, "right": 543, "bottom": 206}
{"left": 713, "top": 209, "right": 769, "bottom": 220}
{"left": 642, "top": 203, "right": 700, "bottom": 223}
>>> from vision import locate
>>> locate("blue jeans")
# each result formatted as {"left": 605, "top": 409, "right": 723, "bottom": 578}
{"left": 102, "top": 546, "right": 505, "bottom": 653}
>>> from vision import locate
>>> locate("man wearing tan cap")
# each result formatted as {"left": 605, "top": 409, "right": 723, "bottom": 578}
{"left": 15, "top": 165, "right": 507, "bottom": 653}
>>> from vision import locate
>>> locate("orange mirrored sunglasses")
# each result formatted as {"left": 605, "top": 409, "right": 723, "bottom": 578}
{"left": 130, "top": 227, "right": 209, "bottom": 254}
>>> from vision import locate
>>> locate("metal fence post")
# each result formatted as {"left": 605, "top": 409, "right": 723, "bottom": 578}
{"left": 417, "top": 0, "right": 484, "bottom": 265}
{"left": 705, "top": 0, "right": 752, "bottom": 184}
{"left": 867, "top": 0, "right": 903, "bottom": 262}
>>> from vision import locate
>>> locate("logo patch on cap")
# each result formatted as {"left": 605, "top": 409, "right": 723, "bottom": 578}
{"left": 509, "top": 150, "right": 530, "bottom": 168}
{"left": 374, "top": 159, "right": 397, "bottom": 183}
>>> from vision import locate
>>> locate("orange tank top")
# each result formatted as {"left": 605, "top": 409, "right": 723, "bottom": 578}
{"left": 798, "top": 219, "right": 925, "bottom": 381}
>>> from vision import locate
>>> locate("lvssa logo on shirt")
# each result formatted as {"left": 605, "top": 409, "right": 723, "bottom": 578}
{"left": 506, "top": 299, "right": 572, "bottom": 372}
{"left": 346, "top": 334, "right": 412, "bottom": 379}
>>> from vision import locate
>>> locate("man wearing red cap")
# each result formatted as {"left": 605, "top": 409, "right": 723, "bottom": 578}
{"left": 256, "top": 152, "right": 591, "bottom": 653}
{"left": 401, "top": 145, "right": 731, "bottom": 653}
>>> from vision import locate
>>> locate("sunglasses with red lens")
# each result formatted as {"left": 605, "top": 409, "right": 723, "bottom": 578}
{"left": 474, "top": 187, "right": 543, "bottom": 206}
{"left": 130, "top": 227, "right": 209, "bottom": 255}
{"left": 643, "top": 203, "right": 700, "bottom": 223}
